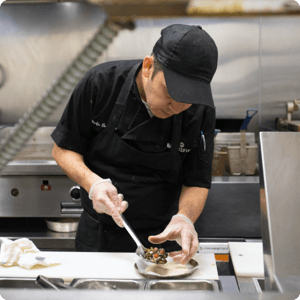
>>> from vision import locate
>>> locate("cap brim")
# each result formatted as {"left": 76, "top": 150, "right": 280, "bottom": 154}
{"left": 163, "top": 65, "right": 215, "bottom": 108}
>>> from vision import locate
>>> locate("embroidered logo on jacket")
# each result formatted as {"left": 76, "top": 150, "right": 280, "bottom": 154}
{"left": 92, "top": 120, "right": 106, "bottom": 128}
{"left": 167, "top": 142, "right": 191, "bottom": 153}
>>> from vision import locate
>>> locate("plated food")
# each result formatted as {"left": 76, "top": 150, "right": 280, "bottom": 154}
{"left": 145, "top": 262, "right": 189, "bottom": 276}
{"left": 144, "top": 247, "right": 168, "bottom": 264}
{"left": 134, "top": 258, "right": 199, "bottom": 279}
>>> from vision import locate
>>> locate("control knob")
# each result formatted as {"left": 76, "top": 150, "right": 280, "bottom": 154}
{"left": 70, "top": 186, "right": 81, "bottom": 201}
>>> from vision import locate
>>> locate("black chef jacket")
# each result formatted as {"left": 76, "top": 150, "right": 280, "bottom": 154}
{"left": 51, "top": 60, "right": 215, "bottom": 251}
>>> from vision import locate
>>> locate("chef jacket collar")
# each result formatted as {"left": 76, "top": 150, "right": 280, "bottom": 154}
{"left": 119, "top": 69, "right": 171, "bottom": 142}
{"left": 121, "top": 115, "right": 172, "bottom": 142}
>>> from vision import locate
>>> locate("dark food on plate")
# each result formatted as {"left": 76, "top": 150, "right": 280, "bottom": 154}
{"left": 144, "top": 247, "right": 168, "bottom": 264}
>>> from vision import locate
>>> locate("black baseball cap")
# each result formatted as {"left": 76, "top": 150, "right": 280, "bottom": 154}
{"left": 153, "top": 24, "right": 218, "bottom": 108}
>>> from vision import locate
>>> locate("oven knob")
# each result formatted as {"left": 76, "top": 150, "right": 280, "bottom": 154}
{"left": 70, "top": 186, "right": 81, "bottom": 201}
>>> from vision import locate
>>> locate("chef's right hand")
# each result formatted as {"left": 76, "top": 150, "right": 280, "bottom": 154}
{"left": 88, "top": 179, "right": 128, "bottom": 227}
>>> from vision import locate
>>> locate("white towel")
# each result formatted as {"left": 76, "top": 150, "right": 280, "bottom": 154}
{"left": 0, "top": 238, "right": 61, "bottom": 269}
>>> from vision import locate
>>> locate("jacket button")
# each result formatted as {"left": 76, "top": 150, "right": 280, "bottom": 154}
{"left": 155, "top": 145, "right": 160, "bottom": 150}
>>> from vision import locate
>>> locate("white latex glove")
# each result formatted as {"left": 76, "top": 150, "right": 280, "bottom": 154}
{"left": 89, "top": 179, "right": 128, "bottom": 227}
{"left": 148, "top": 214, "right": 199, "bottom": 265}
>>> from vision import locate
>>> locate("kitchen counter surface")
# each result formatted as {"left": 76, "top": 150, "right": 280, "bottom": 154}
{"left": 0, "top": 252, "right": 219, "bottom": 282}
{"left": 229, "top": 241, "right": 264, "bottom": 278}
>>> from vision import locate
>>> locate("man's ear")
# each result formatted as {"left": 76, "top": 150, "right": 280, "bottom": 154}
{"left": 142, "top": 56, "right": 153, "bottom": 78}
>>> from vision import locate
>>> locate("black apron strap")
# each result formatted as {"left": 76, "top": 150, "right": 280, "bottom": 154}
{"left": 171, "top": 113, "right": 182, "bottom": 154}
{"left": 107, "top": 63, "right": 140, "bottom": 131}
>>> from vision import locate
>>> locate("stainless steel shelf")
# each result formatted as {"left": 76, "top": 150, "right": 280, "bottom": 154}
{"left": 0, "top": 218, "right": 76, "bottom": 251}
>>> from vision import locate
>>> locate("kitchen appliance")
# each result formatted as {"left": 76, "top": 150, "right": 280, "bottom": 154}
{"left": 0, "top": 127, "right": 83, "bottom": 226}
{"left": 276, "top": 99, "right": 300, "bottom": 131}
{"left": 212, "top": 132, "right": 258, "bottom": 176}
{"left": 227, "top": 109, "right": 258, "bottom": 175}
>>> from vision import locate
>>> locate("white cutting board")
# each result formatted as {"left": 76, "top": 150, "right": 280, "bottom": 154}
{"left": 229, "top": 242, "right": 264, "bottom": 277}
{"left": 0, "top": 252, "right": 218, "bottom": 282}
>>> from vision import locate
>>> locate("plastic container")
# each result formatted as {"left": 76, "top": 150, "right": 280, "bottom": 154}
{"left": 212, "top": 132, "right": 257, "bottom": 176}
{"left": 213, "top": 109, "right": 258, "bottom": 176}
{"left": 227, "top": 145, "right": 258, "bottom": 175}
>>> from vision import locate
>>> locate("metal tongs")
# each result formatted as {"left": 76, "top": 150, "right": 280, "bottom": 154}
{"left": 121, "top": 214, "right": 152, "bottom": 263}
{"left": 35, "top": 275, "right": 75, "bottom": 291}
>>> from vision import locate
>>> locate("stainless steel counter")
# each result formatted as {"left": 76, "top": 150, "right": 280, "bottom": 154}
{"left": 0, "top": 218, "right": 76, "bottom": 251}
{"left": 0, "top": 274, "right": 297, "bottom": 299}
{"left": 0, "top": 290, "right": 299, "bottom": 300}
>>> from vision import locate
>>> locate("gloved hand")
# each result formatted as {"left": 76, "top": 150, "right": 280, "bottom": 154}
{"left": 89, "top": 178, "right": 128, "bottom": 227}
{"left": 148, "top": 214, "right": 199, "bottom": 265}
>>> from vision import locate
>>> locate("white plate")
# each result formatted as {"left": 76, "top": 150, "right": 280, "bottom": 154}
{"left": 134, "top": 257, "right": 199, "bottom": 279}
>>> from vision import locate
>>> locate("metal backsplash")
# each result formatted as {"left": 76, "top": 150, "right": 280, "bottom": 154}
{"left": 0, "top": 3, "right": 300, "bottom": 135}
{"left": 259, "top": 132, "right": 300, "bottom": 292}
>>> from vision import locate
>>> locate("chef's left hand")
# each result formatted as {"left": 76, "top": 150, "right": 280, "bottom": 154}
{"left": 148, "top": 214, "right": 199, "bottom": 265}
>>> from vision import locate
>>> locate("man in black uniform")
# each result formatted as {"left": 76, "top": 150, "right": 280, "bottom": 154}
{"left": 51, "top": 24, "right": 218, "bottom": 265}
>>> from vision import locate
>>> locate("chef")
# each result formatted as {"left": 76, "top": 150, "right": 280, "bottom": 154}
{"left": 51, "top": 24, "right": 218, "bottom": 265}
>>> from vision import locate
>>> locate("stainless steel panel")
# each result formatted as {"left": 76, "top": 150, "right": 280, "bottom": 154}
{"left": 70, "top": 279, "right": 145, "bottom": 290}
{"left": 260, "top": 16, "right": 300, "bottom": 131}
{"left": 253, "top": 278, "right": 265, "bottom": 293}
{"left": 2, "top": 4, "right": 300, "bottom": 137}
{"left": 212, "top": 176, "right": 259, "bottom": 184}
{"left": 145, "top": 279, "right": 219, "bottom": 291}
{"left": 0, "top": 223, "right": 76, "bottom": 250}
{"left": 1, "top": 6, "right": 260, "bottom": 129}
{"left": 0, "top": 161, "right": 64, "bottom": 175}
{"left": 218, "top": 276, "right": 239, "bottom": 293}
{"left": 0, "top": 3, "right": 106, "bottom": 126}
{"left": 0, "top": 126, "right": 63, "bottom": 175}
{"left": 0, "top": 175, "right": 82, "bottom": 217}
{"left": 0, "top": 278, "right": 38, "bottom": 289}
{"left": 236, "top": 277, "right": 258, "bottom": 293}
{"left": 198, "top": 242, "right": 229, "bottom": 254}
{"left": 259, "top": 132, "right": 300, "bottom": 292}
{"left": 2, "top": 289, "right": 300, "bottom": 300}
